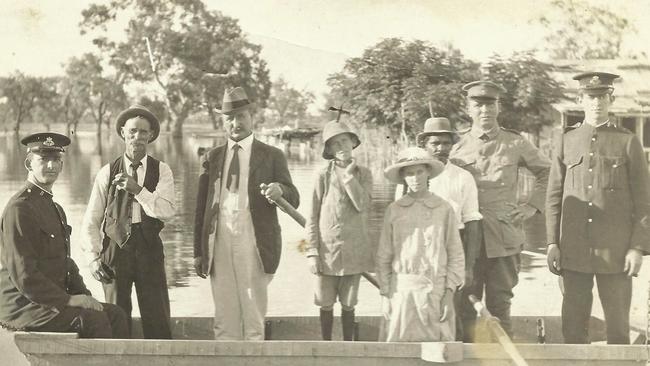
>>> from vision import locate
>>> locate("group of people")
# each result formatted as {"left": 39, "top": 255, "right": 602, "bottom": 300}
{"left": 0, "top": 70, "right": 647, "bottom": 346}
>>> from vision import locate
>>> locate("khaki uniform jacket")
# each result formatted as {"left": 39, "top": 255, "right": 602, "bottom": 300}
{"left": 193, "top": 139, "right": 300, "bottom": 275}
{"left": 304, "top": 161, "right": 374, "bottom": 275}
{"left": 0, "top": 182, "right": 90, "bottom": 330}
{"left": 451, "top": 127, "right": 550, "bottom": 258}
{"left": 546, "top": 122, "right": 650, "bottom": 273}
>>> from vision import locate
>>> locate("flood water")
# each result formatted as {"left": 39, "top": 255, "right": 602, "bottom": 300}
{"left": 0, "top": 130, "right": 647, "bottom": 329}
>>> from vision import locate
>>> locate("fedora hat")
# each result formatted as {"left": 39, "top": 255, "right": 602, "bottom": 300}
{"left": 321, "top": 120, "right": 361, "bottom": 159}
{"left": 384, "top": 147, "right": 444, "bottom": 185}
{"left": 216, "top": 87, "right": 254, "bottom": 115}
{"left": 115, "top": 105, "right": 160, "bottom": 142}
{"left": 416, "top": 117, "right": 459, "bottom": 145}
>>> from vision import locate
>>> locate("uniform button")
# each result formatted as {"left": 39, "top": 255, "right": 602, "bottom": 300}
{"left": 612, "top": 164, "right": 617, "bottom": 168}
{"left": 501, "top": 182, "right": 505, "bottom": 186}
{"left": 50, "top": 234, "right": 55, "bottom": 238}
{"left": 27, "top": 189, "right": 31, "bottom": 193}
{"left": 591, "top": 137, "right": 596, "bottom": 141}
{"left": 587, "top": 185, "right": 592, "bottom": 189}
{"left": 588, "top": 218, "right": 593, "bottom": 223}
{"left": 589, "top": 152, "right": 594, "bottom": 156}
{"left": 588, "top": 202, "right": 593, "bottom": 206}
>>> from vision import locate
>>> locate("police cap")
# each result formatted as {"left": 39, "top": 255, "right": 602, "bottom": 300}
{"left": 20, "top": 132, "right": 71, "bottom": 154}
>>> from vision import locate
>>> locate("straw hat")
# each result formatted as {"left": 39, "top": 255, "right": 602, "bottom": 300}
{"left": 416, "top": 117, "right": 459, "bottom": 145}
{"left": 215, "top": 87, "right": 254, "bottom": 115}
{"left": 321, "top": 120, "right": 361, "bottom": 159}
{"left": 384, "top": 147, "right": 444, "bottom": 185}
{"left": 115, "top": 105, "right": 160, "bottom": 142}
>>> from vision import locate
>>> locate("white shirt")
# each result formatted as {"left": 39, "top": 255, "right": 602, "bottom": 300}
{"left": 80, "top": 154, "right": 176, "bottom": 260}
{"left": 220, "top": 134, "right": 254, "bottom": 212}
{"left": 395, "top": 162, "right": 482, "bottom": 229}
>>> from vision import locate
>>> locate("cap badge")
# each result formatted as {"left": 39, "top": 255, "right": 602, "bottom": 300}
{"left": 589, "top": 76, "right": 601, "bottom": 86}
{"left": 43, "top": 137, "right": 55, "bottom": 147}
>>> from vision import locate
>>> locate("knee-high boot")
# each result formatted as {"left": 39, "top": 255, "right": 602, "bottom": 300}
{"left": 341, "top": 309, "right": 355, "bottom": 341}
{"left": 320, "top": 309, "right": 333, "bottom": 341}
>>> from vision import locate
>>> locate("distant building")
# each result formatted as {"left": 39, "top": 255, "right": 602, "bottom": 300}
{"left": 550, "top": 60, "right": 650, "bottom": 156}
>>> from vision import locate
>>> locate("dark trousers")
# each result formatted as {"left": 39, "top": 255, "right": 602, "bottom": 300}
{"left": 31, "top": 303, "right": 128, "bottom": 338}
{"left": 459, "top": 243, "right": 520, "bottom": 341}
{"left": 103, "top": 225, "right": 171, "bottom": 339}
{"left": 562, "top": 270, "right": 631, "bottom": 344}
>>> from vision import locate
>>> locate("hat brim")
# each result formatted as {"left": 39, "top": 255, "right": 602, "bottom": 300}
{"left": 384, "top": 158, "right": 445, "bottom": 185}
{"left": 322, "top": 132, "right": 361, "bottom": 160}
{"left": 416, "top": 131, "right": 459, "bottom": 145}
{"left": 215, "top": 102, "right": 254, "bottom": 115}
{"left": 115, "top": 107, "right": 160, "bottom": 142}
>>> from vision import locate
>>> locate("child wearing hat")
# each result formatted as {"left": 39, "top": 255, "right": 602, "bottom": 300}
{"left": 377, "top": 147, "right": 465, "bottom": 342}
{"left": 304, "top": 120, "right": 374, "bottom": 341}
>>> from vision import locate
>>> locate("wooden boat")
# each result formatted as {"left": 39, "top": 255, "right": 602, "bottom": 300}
{"left": 8, "top": 315, "right": 650, "bottom": 365}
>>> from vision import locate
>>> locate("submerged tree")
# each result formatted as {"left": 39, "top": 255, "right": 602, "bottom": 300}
{"left": 80, "top": 0, "right": 271, "bottom": 137}
{"left": 0, "top": 72, "right": 49, "bottom": 133}
{"left": 266, "top": 78, "right": 315, "bottom": 128}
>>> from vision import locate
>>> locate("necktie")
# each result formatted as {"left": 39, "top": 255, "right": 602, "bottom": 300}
{"left": 227, "top": 144, "right": 241, "bottom": 192}
{"left": 130, "top": 161, "right": 142, "bottom": 188}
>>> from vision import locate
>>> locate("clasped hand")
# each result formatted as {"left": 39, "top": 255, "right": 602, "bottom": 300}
{"left": 112, "top": 173, "right": 142, "bottom": 195}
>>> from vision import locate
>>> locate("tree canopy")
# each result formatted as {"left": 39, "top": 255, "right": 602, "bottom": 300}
{"left": 80, "top": 0, "right": 271, "bottom": 136}
{"left": 534, "top": 0, "right": 640, "bottom": 60}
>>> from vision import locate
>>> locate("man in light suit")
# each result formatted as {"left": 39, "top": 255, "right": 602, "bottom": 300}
{"left": 193, "top": 86, "right": 300, "bottom": 340}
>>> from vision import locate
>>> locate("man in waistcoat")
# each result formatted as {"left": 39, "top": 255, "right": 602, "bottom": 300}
{"left": 0, "top": 133, "right": 127, "bottom": 338}
{"left": 194, "top": 86, "right": 300, "bottom": 340}
{"left": 546, "top": 72, "right": 650, "bottom": 344}
{"left": 81, "top": 105, "right": 176, "bottom": 338}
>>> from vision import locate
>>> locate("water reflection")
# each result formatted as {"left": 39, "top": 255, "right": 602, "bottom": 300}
{"left": 0, "top": 132, "right": 395, "bottom": 291}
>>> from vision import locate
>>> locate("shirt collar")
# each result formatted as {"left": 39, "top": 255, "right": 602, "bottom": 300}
{"left": 227, "top": 133, "right": 254, "bottom": 152}
{"left": 470, "top": 125, "right": 499, "bottom": 141}
{"left": 26, "top": 178, "right": 53, "bottom": 197}
{"left": 395, "top": 192, "right": 444, "bottom": 208}
{"left": 123, "top": 154, "right": 148, "bottom": 170}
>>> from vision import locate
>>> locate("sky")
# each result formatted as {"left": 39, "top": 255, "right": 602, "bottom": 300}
{"left": 1, "top": 0, "right": 649, "bottom": 91}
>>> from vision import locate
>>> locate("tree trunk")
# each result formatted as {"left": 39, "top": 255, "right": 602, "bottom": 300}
{"left": 171, "top": 117, "right": 184, "bottom": 138}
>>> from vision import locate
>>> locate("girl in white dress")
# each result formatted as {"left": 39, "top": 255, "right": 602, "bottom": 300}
{"left": 377, "top": 147, "right": 465, "bottom": 342}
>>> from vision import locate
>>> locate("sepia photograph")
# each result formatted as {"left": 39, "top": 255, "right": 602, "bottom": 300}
{"left": 1, "top": 0, "right": 650, "bottom": 364}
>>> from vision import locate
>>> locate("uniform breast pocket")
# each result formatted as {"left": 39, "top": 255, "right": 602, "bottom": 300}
{"left": 495, "top": 156, "right": 517, "bottom": 186}
{"left": 598, "top": 156, "right": 627, "bottom": 189}
{"left": 563, "top": 155, "right": 583, "bottom": 189}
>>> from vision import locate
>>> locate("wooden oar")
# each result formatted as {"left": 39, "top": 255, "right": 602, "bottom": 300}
{"left": 469, "top": 295, "right": 529, "bottom": 366}
{"left": 270, "top": 194, "right": 380, "bottom": 289}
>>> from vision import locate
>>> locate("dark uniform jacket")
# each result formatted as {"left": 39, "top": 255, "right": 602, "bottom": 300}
{"left": 546, "top": 122, "right": 650, "bottom": 273}
{"left": 0, "top": 182, "right": 90, "bottom": 330}
{"left": 451, "top": 127, "right": 550, "bottom": 258}
{"left": 194, "top": 138, "right": 300, "bottom": 275}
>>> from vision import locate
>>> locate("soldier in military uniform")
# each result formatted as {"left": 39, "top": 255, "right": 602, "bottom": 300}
{"left": 451, "top": 81, "right": 550, "bottom": 340}
{"left": 546, "top": 72, "right": 650, "bottom": 344}
{"left": 0, "top": 133, "right": 127, "bottom": 338}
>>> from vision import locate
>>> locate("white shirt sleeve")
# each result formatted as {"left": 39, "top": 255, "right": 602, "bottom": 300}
{"left": 134, "top": 161, "right": 176, "bottom": 220}
{"left": 459, "top": 169, "right": 483, "bottom": 223}
{"left": 80, "top": 164, "right": 111, "bottom": 263}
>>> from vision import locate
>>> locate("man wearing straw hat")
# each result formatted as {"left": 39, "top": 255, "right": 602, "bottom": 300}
{"left": 81, "top": 105, "right": 175, "bottom": 339}
{"left": 194, "top": 86, "right": 299, "bottom": 340}
{"left": 396, "top": 116, "right": 483, "bottom": 342}
{"left": 450, "top": 81, "right": 550, "bottom": 340}
{"left": 546, "top": 72, "right": 650, "bottom": 344}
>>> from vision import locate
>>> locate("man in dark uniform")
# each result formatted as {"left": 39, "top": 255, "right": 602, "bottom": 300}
{"left": 451, "top": 81, "right": 550, "bottom": 340}
{"left": 546, "top": 72, "right": 650, "bottom": 344}
{"left": 0, "top": 133, "right": 127, "bottom": 338}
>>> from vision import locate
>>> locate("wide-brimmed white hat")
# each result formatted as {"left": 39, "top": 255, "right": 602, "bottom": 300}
{"left": 321, "top": 120, "right": 361, "bottom": 159}
{"left": 384, "top": 147, "right": 445, "bottom": 185}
